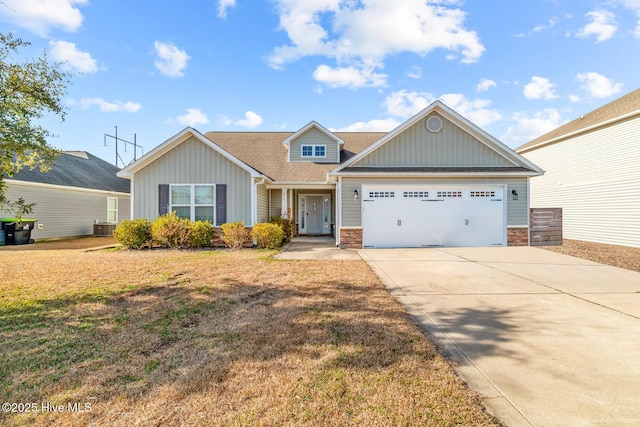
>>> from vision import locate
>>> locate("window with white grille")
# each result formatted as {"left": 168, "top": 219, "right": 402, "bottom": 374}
{"left": 437, "top": 191, "right": 462, "bottom": 198}
{"left": 403, "top": 191, "right": 429, "bottom": 198}
{"left": 369, "top": 191, "right": 395, "bottom": 198}
{"left": 470, "top": 191, "right": 496, "bottom": 198}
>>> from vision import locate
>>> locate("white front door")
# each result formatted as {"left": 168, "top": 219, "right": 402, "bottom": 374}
{"left": 362, "top": 186, "right": 505, "bottom": 248}
{"left": 307, "top": 196, "right": 324, "bottom": 234}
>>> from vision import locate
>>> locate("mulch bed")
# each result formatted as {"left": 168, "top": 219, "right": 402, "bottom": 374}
{"left": 540, "top": 239, "right": 640, "bottom": 273}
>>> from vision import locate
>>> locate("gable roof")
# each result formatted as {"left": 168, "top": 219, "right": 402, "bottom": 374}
{"left": 282, "top": 121, "right": 345, "bottom": 148}
{"left": 7, "top": 151, "right": 130, "bottom": 193}
{"left": 206, "top": 131, "right": 384, "bottom": 182}
{"left": 517, "top": 88, "right": 640, "bottom": 154}
{"left": 117, "top": 127, "right": 264, "bottom": 180}
{"left": 333, "top": 100, "right": 543, "bottom": 176}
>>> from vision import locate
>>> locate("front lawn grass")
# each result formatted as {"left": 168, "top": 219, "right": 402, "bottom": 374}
{"left": 0, "top": 249, "right": 499, "bottom": 426}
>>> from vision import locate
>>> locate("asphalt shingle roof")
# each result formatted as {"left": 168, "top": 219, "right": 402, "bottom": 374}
{"left": 516, "top": 88, "right": 640, "bottom": 153}
{"left": 205, "top": 131, "right": 386, "bottom": 182}
{"left": 8, "top": 151, "right": 130, "bottom": 193}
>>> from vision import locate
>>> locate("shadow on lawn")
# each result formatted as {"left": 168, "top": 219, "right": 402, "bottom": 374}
{"left": 0, "top": 263, "right": 498, "bottom": 425}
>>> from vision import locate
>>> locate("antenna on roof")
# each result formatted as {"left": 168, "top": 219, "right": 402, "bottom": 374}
{"left": 103, "top": 126, "right": 144, "bottom": 168}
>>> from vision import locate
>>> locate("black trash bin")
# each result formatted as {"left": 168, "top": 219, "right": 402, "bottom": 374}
{"left": 1, "top": 218, "right": 36, "bottom": 245}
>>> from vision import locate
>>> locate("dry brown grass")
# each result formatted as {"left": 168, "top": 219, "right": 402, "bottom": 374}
{"left": 541, "top": 239, "right": 640, "bottom": 273}
{"left": 0, "top": 248, "right": 499, "bottom": 426}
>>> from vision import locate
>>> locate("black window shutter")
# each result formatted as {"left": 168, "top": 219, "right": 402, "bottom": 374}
{"left": 216, "top": 184, "right": 227, "bottom": 226}
{"left": 159, "top": 184, "right": 170, "bottom": 216}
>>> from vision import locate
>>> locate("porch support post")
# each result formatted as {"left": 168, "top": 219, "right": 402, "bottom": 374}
{"left": 281, "top": 188, "right": 288, "bottom": 218}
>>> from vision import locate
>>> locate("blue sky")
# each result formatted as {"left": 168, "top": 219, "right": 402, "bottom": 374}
{"left": 2, "top": 0, "right": 639, "bottom": 166}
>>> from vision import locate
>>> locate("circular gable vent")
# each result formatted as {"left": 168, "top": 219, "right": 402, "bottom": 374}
{"left": 426, "top": 115, "right": 443, "bottom": 133}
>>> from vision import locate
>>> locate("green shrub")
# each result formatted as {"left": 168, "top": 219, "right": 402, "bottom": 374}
{"left": 151, "top": 212, "right": 191, "bottom": 248}
{"left": 269, "top": 216, "right": 295, "bottom": 243}
{"left": 113, "top": 218, "right": 152, "bottom": 249}
{"left": 189, "top": 220, "right": 215, "bottom": 247}
{"left": 220, "top": 221, "right": 250, "bottom": 250}
{"left": 251, "top": 223, "right": 285, "bottom": 249}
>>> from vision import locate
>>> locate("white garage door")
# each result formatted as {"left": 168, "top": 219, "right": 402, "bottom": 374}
{"left": 362, "top": 186, "right": 505, "bottom": 248}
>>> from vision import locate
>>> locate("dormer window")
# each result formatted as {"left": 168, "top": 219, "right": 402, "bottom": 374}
{"left": 301, "top": 144, "right": 326, "bottom": 158}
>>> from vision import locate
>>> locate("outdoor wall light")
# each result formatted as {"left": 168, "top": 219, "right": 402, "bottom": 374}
{"left": 353, "top": 189, "right": 359, "bottom": 200}
{"left": 511, "top": 189, "right": 518, "bottom": 200}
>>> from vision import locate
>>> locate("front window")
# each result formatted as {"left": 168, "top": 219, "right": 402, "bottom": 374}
{"left": 170, "top": 184, "right": 215, "bottom": 222}
{"left": 301, "top": 145, "right": 313, "bottom": 157}
{"left": 301, "top": 145, "right": 326, "bottom": 158}
{"left": 107, "top": 197, "right": 118, "bottom": 223}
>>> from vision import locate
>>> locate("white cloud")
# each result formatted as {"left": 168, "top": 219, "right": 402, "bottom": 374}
{"left": 78, "top": 98, "right": 142, "bottom": 113}
{"left": 333, "top": 118, "right": 401, "bottom": 132}
{"left": 268, "top": 0, "right": 484, "bottom": 88}
{"left": 382, "top": 90, "right": 501, "bottom": 127}
{"left": 176, "top": 108, "right": 209, "bottom": 126}
{"left": 517, "top": 17, "right": 560, "bottom": 37}
{"left": 533, "top": 17, "right": 559, "bottom": 33}
{"left": 576, "top": 10, "right": 617, "bottom": 42}
{"left": 407, "top": 66, "right": 422, "bottom": 79}
{"left": 313, "top": 64, "right": 387, "bottom": 89}
{"left": 153, "top": 41, "right": 190, "bottom": 77}
{"left": 439, "top": 93, "right": 502, "bottom": 127}
{"left": 0, "top": 0, "right": 87, "bottom": 36}
{"left": 217, "top": 0, "right": 236, "bottom": 19}
{"left": 236, "top": 111, "right": 263, "bottom": 128}
{"left": 476, "top": 78, "right": 497, "bottom": 92}
{"left": 575, "top": 72, "right": 623, "bottom": 98}
{"left": 524, "top": 76, "right": 558, "bottom": 100}
{"left": 500, "top": 109, "right": 563, "bottom": 145}
{"left": 569, "top": 94, "right": 582, "bottom": 103}
{"left": 220, "top": 111, "right": 264, "bottom": 128}
{"left": 49, "top": 40, "right": 97, "bottom": 73}
{"left": 384, "top": 90, "right": 434, "bottom": 118}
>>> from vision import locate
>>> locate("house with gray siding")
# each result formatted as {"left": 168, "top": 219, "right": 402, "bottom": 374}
{"left": 2, "top": 151, "right": 130, "bottom": 240}
{"left": 517, "top": 88, "right": 640, "bottom": 248}
{"left": 118, "top": 101, "right": 542, "bottom": 248}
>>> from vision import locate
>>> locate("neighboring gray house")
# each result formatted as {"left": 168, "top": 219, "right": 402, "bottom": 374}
{"left": 118, "top": 101, "right": 542, "bottom": 248}
{"left": 517, "top": 88, "right": 640, "bottom": 248}
{"left": 2, "top": 151, "right": 130, "bottom": 240}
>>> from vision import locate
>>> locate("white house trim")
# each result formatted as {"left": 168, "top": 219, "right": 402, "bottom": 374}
{"left": 517, "top": 108, "right": 640, "bottom": 154}
{"left": 332, "top": 100, "right": 543, "bottom": 175}
{"left": 117, "top": 127, "right": 265, "bottom": 180}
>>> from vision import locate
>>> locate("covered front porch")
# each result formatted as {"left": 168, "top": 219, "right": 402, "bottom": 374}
{"left": 267, "top": 186, "right": 336, "bottom": 237}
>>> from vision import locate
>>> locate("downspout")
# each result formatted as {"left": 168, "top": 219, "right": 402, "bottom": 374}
{"left": 129, "top": 176, "right": 135, "bottom": 219}
{"left": 527, "top": 177, "right": 531, "bottom": 246}
{"left": 336, "top": 176, "right": 342, "bottom": 247}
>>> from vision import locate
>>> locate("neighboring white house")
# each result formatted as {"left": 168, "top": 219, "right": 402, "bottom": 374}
{"left": 118, "top": 101, "right": 543, "bottom": 248}
{"left": 1, "top": 151, "right": 130, "bottom": 241}
{"left": 516, "top": 88, "right": 640, "bottom": 248}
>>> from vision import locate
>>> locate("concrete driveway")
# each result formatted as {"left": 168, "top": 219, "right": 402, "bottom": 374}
{"left": 360, "top": 247, "right": 640, "bottom": 427}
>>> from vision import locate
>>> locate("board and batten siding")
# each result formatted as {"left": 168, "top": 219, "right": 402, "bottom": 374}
{"left": 340, "top": 177, "right": 528, "bottom": 227}
{"left": 352, "top": 115, "right": 513, "bottom": 168}
{"left": 522, "top": 116, "right": 640, "bottom": 247}
{"left": 2, "top": 180, "right": 130, "bottom": 240}
{"left": 289, "top": 128, "right": 340, "bottom": 163}
{"left": 133, "top": 136, "right": 252, "bottom": 224}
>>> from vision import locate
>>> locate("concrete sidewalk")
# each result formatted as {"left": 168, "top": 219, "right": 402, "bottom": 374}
{"left": 360, "top": 247, "right": 640, "bottom": 427}
{"left": 275, "top": 237, "right": 361, "bottom": 260}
